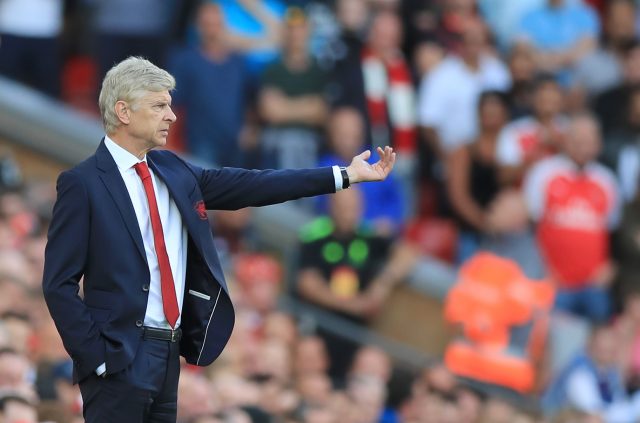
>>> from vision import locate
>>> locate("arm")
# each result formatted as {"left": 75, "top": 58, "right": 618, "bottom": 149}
{"left": 446, "top": 147, "right": 487, "bottom": 230}
{"left": 42, "top": 170, "right": 106, "bottom": 380}
{"left": 184, "top": 147, "right": 396, "bottom": 210}
{"left": 297, "top": 269, "right": 376, "bottom": 317}
{"left": 529, "top": 37, "right": 596, "bottom": 72}
{"left": 258, "top": 88, "right": 328, "bottom": 126}
{"left": 298, "top": 241, "right": 417, "bottom": 318}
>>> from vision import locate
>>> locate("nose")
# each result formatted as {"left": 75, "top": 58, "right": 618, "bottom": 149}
{"left": 166, "top": 106, "right": 177, "bottom": 123}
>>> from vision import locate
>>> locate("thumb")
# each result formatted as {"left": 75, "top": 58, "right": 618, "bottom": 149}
{"left": 358, "top": 150, "right": 371, "bottom": 161}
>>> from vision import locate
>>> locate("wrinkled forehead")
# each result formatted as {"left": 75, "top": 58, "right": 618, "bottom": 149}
{"left": 134, "top": 90, "right": 172, "bottom": 104}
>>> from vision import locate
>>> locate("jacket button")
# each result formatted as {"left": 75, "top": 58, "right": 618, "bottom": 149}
{"left": 142, "top": 284, "right": 149, "bottom": 292}
{"left": 135, "top": 320, "right": 143, "bottom": 327}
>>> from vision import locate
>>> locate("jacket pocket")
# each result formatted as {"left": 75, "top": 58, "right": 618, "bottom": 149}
{"left": 188, "top": 289, "right": 211, "bottom": 301}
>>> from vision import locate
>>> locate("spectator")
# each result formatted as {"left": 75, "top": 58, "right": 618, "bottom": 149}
{"left": 478, "top": 0, "right": 543, "bottom": 52}
{"left": 524, "top": 113, "right": 620, "bottom": 323}
{"left": 595, "top": 41, "right": 640, "bottom": 135}
{"left": 88, "top": 0, "right": 177, "bottom": 80}
{"left": 543, "top": 325, "right": 640, "bottom": 422}
{"left": 177, "top": 369, "right": 217, "bottom": 423}
{"left": 0, "top": 349, "right": 35, "bottom": 399}
{"left": 419, "top": 17, "right": 511, "bottom": 155}
{"left": 294, "top": 336, "right": 330, "bottom": 377}
{"left": 428, "top": 0, "right": 480, "bottom": 54}
{"left": 496, "top": 74, "right": 567, "bottom": 187}
{"left": 169, "top": 2, "right": 253, "bottom": 168}
{"left": 235, "top": 253, "right": 282, "bottom": 319}
{"left": 611, "top": 88, "right": 640, "bottom": 202}
{"left": 317, "top": 108, "right": 405, "bottom": 235}
{"left": 446, "top": 90, "right": 510, "bottom": 260}
{"left": 332, "top": 10, "right": 417, "bottom": 166}
{"left": 575, "top": 0, "right": 636, "bottom": 99}
{"left": 0, "top": 394, "right": 38, "bottom": 423}
{"left": 0, "top": 0, "right": 63, "bottom": 97}
{"left": 516, "top": 0, "right": 600, "bottom": 87}
{"left": 507, "top": 43, "right": 538, "bottom": 119}
{"left": 297, "top": 188, "right": 416, "bottom": 377}
{"left": 258, "top": 6, "right": 329, "bottom": 170}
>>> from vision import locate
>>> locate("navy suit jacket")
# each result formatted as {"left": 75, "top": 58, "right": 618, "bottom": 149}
{"left": 42, "top": 141, "right": 336, "bottom": 383}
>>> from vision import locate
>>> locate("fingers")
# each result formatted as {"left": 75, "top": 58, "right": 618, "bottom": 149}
{"left": 359, "top": 150, "right": 372, "bottom": 161}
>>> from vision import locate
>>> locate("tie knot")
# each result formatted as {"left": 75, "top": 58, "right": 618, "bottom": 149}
{"left": 134, "top": 162, "right": 151, "bottom": 180}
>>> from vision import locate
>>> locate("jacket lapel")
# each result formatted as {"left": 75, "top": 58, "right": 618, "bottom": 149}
{"left": 95, "top": 140, "right": 148, "bottom": 265}
{"left": 147, "top": 155, "right": 229, "bottom": 293}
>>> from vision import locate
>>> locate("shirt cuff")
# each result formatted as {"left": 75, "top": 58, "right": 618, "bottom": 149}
{"left": 96, "top": 362, "right": 106, "bottom": 376}
{"left": 332, "top": 165, "right": 344, "bottom": 191}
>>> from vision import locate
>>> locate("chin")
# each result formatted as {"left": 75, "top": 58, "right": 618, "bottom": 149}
{"left": 153, "top": 138, "right": 168, "bottom": 148}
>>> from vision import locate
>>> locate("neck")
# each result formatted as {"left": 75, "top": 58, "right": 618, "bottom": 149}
{"left": 108, "top": 133, "right": 150, "bottom": 160}
{"left": 202, "top": 39, "right": 228, "bottom": 60}
{"left": 462, "top": 54, "right": 480, "bottom": 71}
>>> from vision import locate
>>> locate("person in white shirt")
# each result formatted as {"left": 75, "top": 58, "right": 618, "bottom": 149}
{"left": 0, "top": 0, "right": 63, "bottom": 97}
{"left": 418, "top": 18, "right": 511, "bottom": 155}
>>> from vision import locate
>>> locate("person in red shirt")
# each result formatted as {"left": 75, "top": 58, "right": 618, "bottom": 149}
{"left": 524, "top": 113, "right": 620, "bottom": 323}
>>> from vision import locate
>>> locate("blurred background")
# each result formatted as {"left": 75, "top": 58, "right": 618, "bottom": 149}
{"left": 2, "top": 0, "right": 640, "bottom": 422}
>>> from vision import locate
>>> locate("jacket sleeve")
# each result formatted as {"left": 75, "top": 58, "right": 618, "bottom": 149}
{"left": 42, "top": 170, "right": 105, "bottom": 380}
{"left": 185, "top": 162, "right": 337, "bottom": 211}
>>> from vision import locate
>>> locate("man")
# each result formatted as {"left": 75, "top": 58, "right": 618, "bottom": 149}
{"left": 42, "top": 56, "right": 395, "bottom": 422}
{"left": 317, "top": 108, "right": 404, "bottom": 235}
{"left": 0, "top": 0, "right": 63, "bottom": 97}
{"left": 524, "top": 113, "right": 620, "bottom": 323}
{"left": 168, "top": 2, "right": 252, "bottom": 168}
{"left": 258, "top": 6, "right": 329, "bottom": 171}
{"left": 297, "top": 188, "right": 414, "bottom": 377}
{"left": 543, "top": 326, "right": 640, "bottom": 422}
{"left": 516, "top": 0, "right": 600, "bottom": 87}
{"left": 418, "top": 17, "right": 511, "bottom": 155}
{"left": 496, "top": 74, "right": 567, "bottom": 186}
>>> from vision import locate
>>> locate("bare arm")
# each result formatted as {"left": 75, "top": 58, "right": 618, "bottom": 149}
{"left": 258, "top": 88, "right": 328, "bottom": 126}
{"left": 446, "top": 147, "right": 487, "bottom": 230}
{"left": 297, "top": 269, "right": 373, "bottom": 317}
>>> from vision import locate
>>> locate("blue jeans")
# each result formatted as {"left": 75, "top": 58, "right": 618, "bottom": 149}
{"left": 555, "top": 285, "right": 610, "bottom": 324}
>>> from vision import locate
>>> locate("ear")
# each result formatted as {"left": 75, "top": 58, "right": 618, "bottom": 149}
{"left": 114, "top": 100, "right": 131, "bottom": 125}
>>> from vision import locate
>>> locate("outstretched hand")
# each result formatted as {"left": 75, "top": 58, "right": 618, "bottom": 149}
{"left": 346, "top": 146, "right": 396, "bottom": 184}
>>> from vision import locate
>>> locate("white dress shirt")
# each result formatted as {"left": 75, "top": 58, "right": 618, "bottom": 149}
{"left": 105, "top": 137, "right": 188, "bottom": 330}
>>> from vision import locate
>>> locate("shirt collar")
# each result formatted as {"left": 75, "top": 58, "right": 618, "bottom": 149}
{"left": 104, "top": 135, "right": 147, "bottom": 171}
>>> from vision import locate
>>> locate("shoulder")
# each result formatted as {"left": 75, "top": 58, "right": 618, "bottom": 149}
{"left": 587, "top": 161, "right": 619, "bottom": 190}
{"left": 526, "top": 155, "right": 568, "bottom": 187}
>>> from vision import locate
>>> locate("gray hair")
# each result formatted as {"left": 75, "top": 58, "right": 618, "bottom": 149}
{"left": 98, "top": 57, "right": 176, "bottom": 134}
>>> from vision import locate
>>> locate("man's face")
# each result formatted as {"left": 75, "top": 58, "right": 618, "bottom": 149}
{"left": 533, "top": 82, "right": 563, "bottom": 118}
{"left": 329, "top": 110, "right": 364, "bottom": 160}
{"left": 284, "top": 21, "right": 309, "bottom": 54}
{"left": 368, "top": 13, "right": 402, "bottom": 55}
{"left": 125, "top": 90, "right": 176, "bottom": 150}
{"left": 606, "top": 1, "right": 636, "bottom": 45}
{"left": 565, "top": 117, "right": 601, "bottom": 166}
{"left": 197, "top": 4, "right": 225, "bottom": 42}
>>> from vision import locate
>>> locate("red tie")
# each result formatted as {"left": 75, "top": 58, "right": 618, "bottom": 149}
{"left": 133, "top": 162, "right": 179, "bottom": 328}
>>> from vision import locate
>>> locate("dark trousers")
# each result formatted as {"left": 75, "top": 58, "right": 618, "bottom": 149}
{"left": 79, "top": 337, "right": 180, "bottom": 423}
{"left": 0, "top": 34, "right": 60, "bottom": 97}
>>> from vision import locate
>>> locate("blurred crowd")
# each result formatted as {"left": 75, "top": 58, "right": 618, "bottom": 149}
{"left": 5, "top": 0, "right": 640, "bottom": 422}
